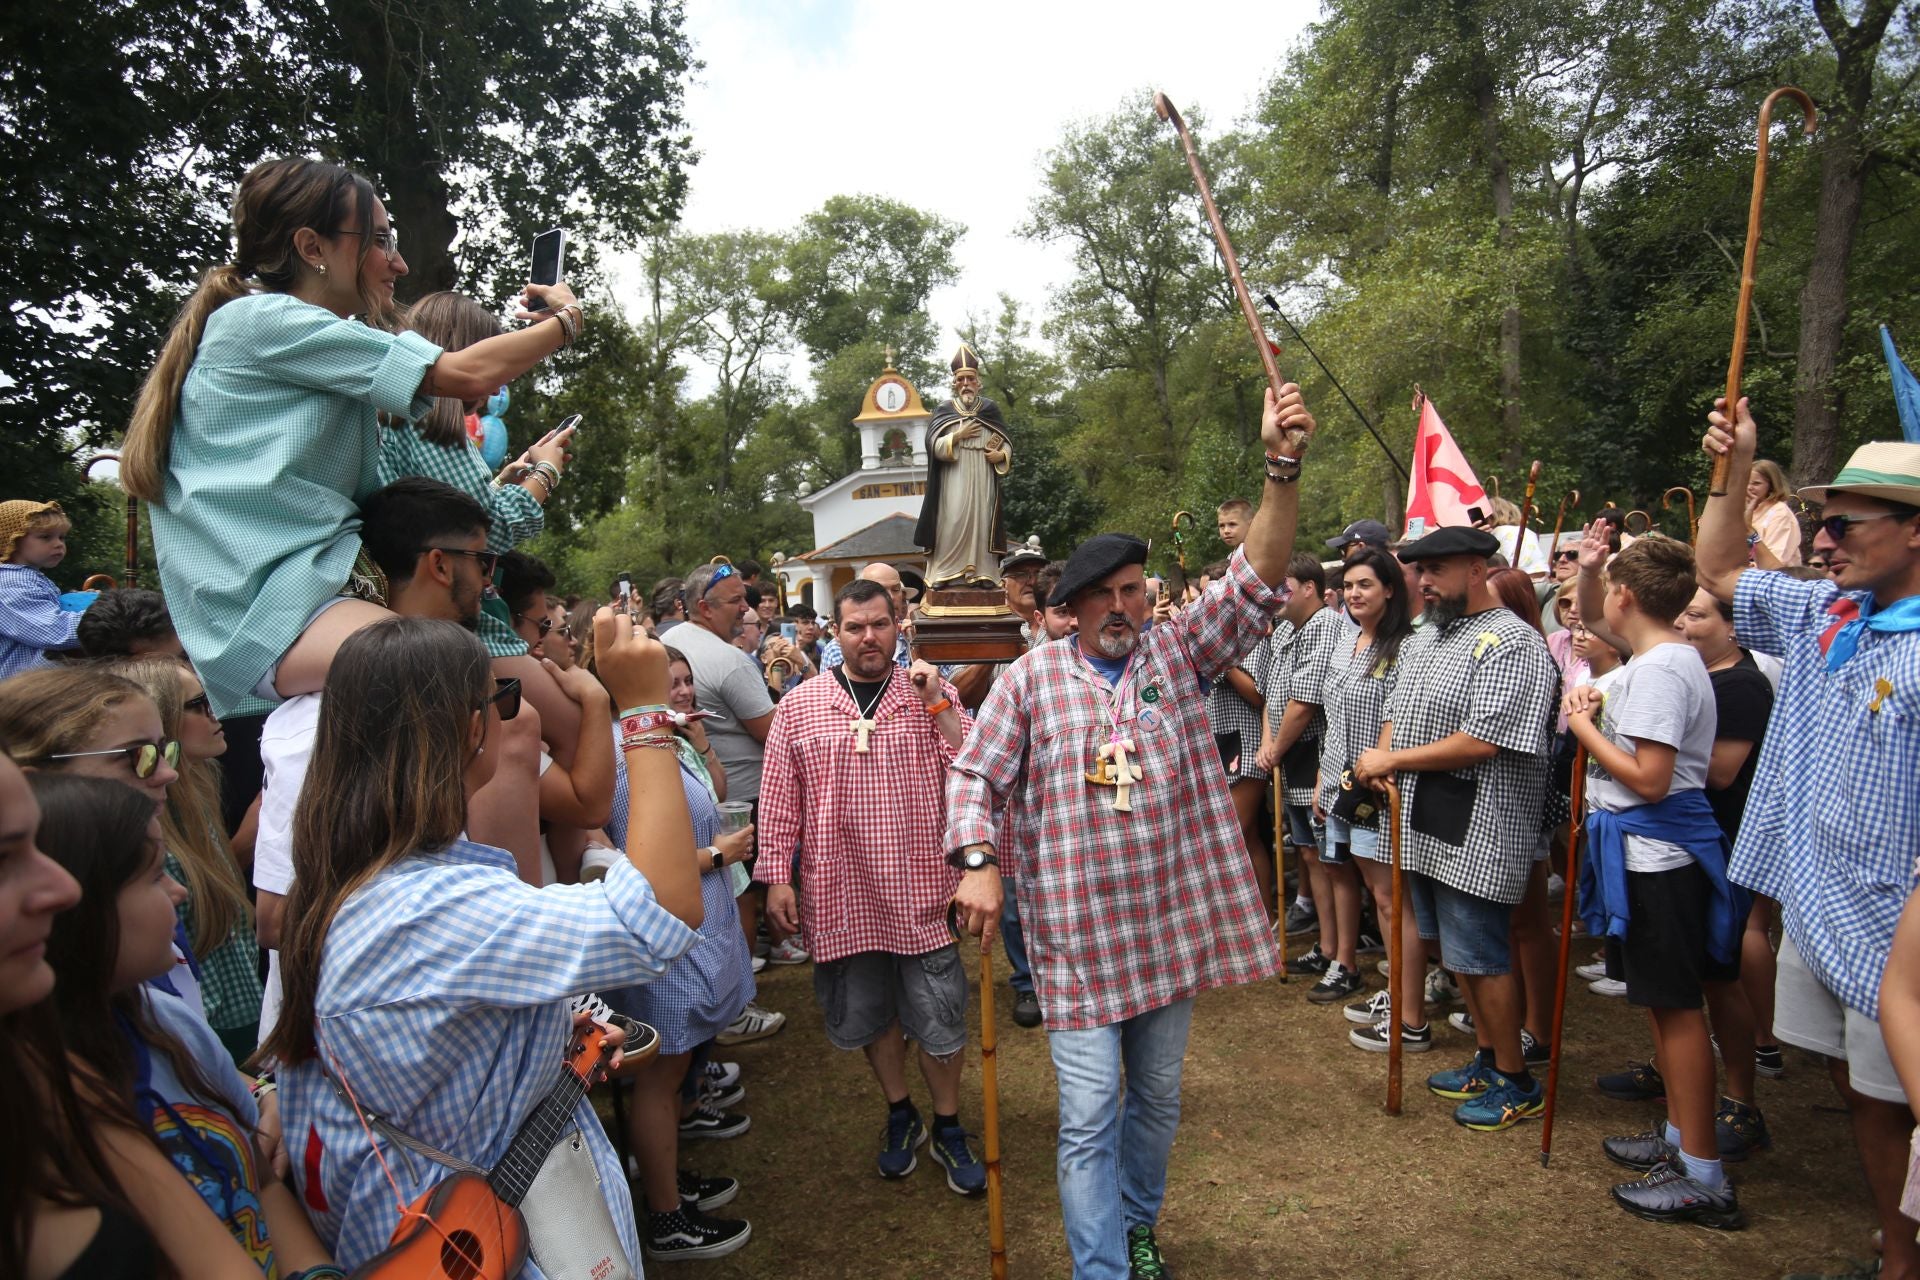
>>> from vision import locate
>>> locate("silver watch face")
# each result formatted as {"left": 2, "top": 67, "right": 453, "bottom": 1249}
{"left": 965, "top": 850, "right": 989, "bottom": 870}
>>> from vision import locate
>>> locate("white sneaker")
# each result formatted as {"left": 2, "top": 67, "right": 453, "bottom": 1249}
{"left": 1345, "top": 988, "right": 1392, "bottom": 1025}
{"left": 1574, "top": 959, "right": 1608, "bottom": 982}
{"left": 580, "top": 845, "right": 621, "bottom": 882}
{"left": 1447, "top": 1010, "right": 1474, "bottom": 1035}
{"left": 750, "top": 955, "right": 767, "bottom": 974}
{"left": 1424, "top": 968, "right": 1461, "bottom": 1007}
{"left": 1376, "top": 959, "right": 1392, "bottom": 978}
{"left": 768, "top": 936, "right": 810, "bottom": 966}
{"left": 1588, "top": 977, "right": 1628, "bottom": 998}
{"left": 716, "top": 1002, "right": 786, "bottom": 1045}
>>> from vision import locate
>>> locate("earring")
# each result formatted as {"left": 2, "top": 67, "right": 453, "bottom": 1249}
{"left": 316, "top": 263, "right": 329, "bottom": 276}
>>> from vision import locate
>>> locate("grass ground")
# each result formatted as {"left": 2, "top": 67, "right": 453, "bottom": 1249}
{"left": 609, "top": 942, "right": 1879, "bottom": 1280}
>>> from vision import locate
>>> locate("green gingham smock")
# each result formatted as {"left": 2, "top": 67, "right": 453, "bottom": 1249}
{"left": 149, "top": 292, "right": 442, "bottom": 715}
{"left": 377, "top": 423, "right": 542, "bottom": 658}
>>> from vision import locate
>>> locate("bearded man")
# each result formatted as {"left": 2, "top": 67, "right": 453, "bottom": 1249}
{"left": 915, "top": 343, "right": 1012, "bottom": 589}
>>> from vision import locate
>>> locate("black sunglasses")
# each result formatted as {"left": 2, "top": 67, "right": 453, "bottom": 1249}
{"left": 183, "top": 691, "right": 215, "bottom": 718}
{"left": 429, "top": 546, "right": 500, "bottom": 578}
{"left": 1817, "top": 511, "right": 1911, "bottom": 543}
{"left": 485, "top": 677, "right": 522, "bottom": 721}
{"left": 1553, "top": 550, "right": 1580, "bottom": 562}
{"left": 515, "top": 612, "right": 553, "bottom": 637}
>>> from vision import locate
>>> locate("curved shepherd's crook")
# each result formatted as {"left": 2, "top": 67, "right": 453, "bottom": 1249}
{"left": 1551, "top": 489, "right": 1582, "bottom": 550}
{"left": 1715, "top": 87, "right": 1817, "bottom": 497}
{"left": 1664, "top": 486, "right": 1699, "bottom": 545}
{"left": 1154, "top": 94, "right": 1286, "bottom": 405}
{"left": 83, "top": 452, "right": 137, "bottom": 588}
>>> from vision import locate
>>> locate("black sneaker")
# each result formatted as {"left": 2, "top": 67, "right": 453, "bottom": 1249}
{"left": 1602, "top": 1129, "right": 1678, "bottom": 1171}
{"left": 1012, "top": 989, "right": 1043, "bottom": 1028}
{"left": 1715, "top": 1096, "right": 1772, "bottom": 1162}
{"left": 1595, "top": 1059, "right": 1665, "bottom": 1103}
{"left": 1356, "top": 929, "right": 1385, "bottom": 955}
{"left": 1282, "top": 901, "right": 1318, "bottom": 936}
{"left": 1349, "top": 1019, "right": 1432, "bottom": 1053}
{"left": 678, "top": 1169, "right": 740, "bottom": 1211}
{"left": 1520, "top": 1028, "right": 1551, "bottom": 1068}
{"left": 700, "top": 1079, "right": 746, "bottom": 1110}
{"left": 645, "top": 1206, "right": 753, "bottom": 1260}
{"left": 1307, "top": 963, "right": 1364, "bottom": 1004}
{"left": 678, "top": 1105, "right": 751, "bottom": 1140}
{"left": 1126, "top": 1222, "right": 1171, "bottom": 1279}
{"left": 1755, "top": 1043, "right": 1786, "bottom": 1079}
{"left": 1290, "top": 943, "right": 1331, "bottom": 975}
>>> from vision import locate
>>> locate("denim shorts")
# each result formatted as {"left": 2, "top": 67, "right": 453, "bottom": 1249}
{"left": 1406, "top": 871, "right": 1513, "bottom": 976}
{"left": 812, "top": 945, "right": 968, "bottom": 1058}
{"left": 1284, "top": 802, "right": 1322, "bottom": 851}
{"left": 1322, "top": 813, "right": 1381, "bottom": 864}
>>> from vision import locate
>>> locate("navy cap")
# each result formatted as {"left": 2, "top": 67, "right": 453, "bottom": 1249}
{"left": 1395, "top": 525, "right": 1501, "bottom": 562}
{"left": 1049, "top": 533, "right": 1150, "bottom": 607}
{"left": 1326, "top": 519, "right": 1392, "bottom": 550}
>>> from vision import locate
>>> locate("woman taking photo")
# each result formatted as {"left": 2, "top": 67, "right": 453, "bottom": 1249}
{"left": 266, "top": 610, "right": 703, "bottom": 1274}
{"left": 120, "top": 156, "right": 586, "bottom": 718}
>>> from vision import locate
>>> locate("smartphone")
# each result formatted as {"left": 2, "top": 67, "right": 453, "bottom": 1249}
{"left": 616, "top": 572, "right": 633, "bottom": 615}
{"left": 530, "top": 228, "right": 566, "bottom": 287}
{"left": 1407, "top": 516, "right": 1428, "bottom": 540}
{"left": 780, "top": 621, "right": 797, "bottom": 643}
{"left": 539, "top": 412, "right": 583, "bottom": 446}
{"left": 1467, "top": 505, "right": 1487, "bottom": 525}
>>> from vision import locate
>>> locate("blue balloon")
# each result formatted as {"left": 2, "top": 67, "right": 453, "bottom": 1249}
{"left": 477, "top": 414, "right": 509, "bottom": 468}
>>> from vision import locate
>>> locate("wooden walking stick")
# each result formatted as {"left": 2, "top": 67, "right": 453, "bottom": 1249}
{"left": 1381, "top": 778, "right": 1405, "bottom": 1116}
{"left": 83, "top": 453, "right": 137, "bottom": 588}
{"left": 1167, "top": 510, "right": 1194, "bottom": 604}
{"left": 1550, "top": 488, "right": 1582, "bottom": 550}
{"left": 1663, "top": 486, "right": 1698, "bottom": 545}
{"left": 952, "top": 904, "right": 1008, "bottom": 1278}
{"left": 1516, "top": 460, "right": 1543, "bottom": 568}
{"left": 1624, "top": 509, "right": 1653, "bottom": 537}
{"left": 1154, "top": 94, "right": 1285, "bottom": 403}
{"left": 1273, "top": 766, "right": 1289, "bottom": 981}
{"left": 1713, "top": 86, "right": 1817, "bottom": 498}
{"left": 1540, "top": 745, "right": 1589, "bottom": 1166}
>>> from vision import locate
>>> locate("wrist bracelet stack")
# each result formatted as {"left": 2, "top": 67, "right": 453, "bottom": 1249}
{"left": 552, "top": 302, "right": 584, "bottom": 346}
{"left": 1264, "top": 450, "right": 1303, "bottom": 485}
{"left": 620, "top": 704, "right": 678, "bottom": 754}
{"left": 526, "top": 459, "right": 562, "bottom": 499}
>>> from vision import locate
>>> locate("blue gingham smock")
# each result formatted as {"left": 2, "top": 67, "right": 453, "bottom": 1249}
{"left": 605, "top": 747, "right": 756, "bottom": 1054}
{"left": 148, "top": 292, "right": 442, "bottom": 715}
{"left": 278, "top": 839, "right": 695, "bottom": 1276}
{"left": 1730, "top": 569, "right": 1920, "bottom": 1019}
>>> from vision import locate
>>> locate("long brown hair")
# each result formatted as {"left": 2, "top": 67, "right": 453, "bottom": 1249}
{"left": 0, "top": 666, "right": 147, "bottom": 764}
{"left": 1488, "top": 568, "right": 1547, "bottom": 638}
{"left": 404, "top": 292, "right": 505, "bottom": 446}
{"left": 264, "top": 618, "right": 491, "bottom": 1064}
{"left": 91, "top": 657, "right": 249, "bottom": 956}
{"left": 122, "top": 157, "right": 381, "bottom": 500}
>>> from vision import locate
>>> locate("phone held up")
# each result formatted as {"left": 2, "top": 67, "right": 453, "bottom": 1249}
{"left": 616, "top": 572, "right": 634, "bottom": 620}
{"left": 530, "top": 228, "right": 567, "bottom": 288}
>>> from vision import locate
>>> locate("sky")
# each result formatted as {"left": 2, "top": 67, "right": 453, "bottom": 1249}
{"left": 650, "top": 0, "right": 1322, "bottom": 388}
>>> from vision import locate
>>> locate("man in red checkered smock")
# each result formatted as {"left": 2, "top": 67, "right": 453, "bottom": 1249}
{"left": 756, "top": 577, "right": 988, "bottom": 1194}
{"left": 946, "top": 384, "right": 1317, "bottom": 1280}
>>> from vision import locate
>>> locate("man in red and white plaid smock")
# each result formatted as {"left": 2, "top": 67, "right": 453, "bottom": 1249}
{"left": 947, "top": 384, "right": 1318, "bottom": 1280}
{"left": 756, "top": 578, "right": 988, "bottom": 1195}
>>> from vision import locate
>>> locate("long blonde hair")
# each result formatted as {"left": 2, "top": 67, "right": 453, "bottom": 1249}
{"left": 122, "top": 158, "right": 381, "bottom": 500}
{"left": 1748, "top": 459, "right": 1791, "bottom": 512}
{"left": 92, "top": 657, "right": 249, "bottom": 956}
{"left": 0, "top": 667, "right": 146, "bottom": 765}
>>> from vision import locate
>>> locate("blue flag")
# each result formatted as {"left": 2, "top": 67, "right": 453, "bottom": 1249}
{"left": 1882, "top": 324, "right": 1920, "bottom": 444}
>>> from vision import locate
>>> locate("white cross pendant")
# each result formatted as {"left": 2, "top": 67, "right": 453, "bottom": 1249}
{"left": 852, "top": 717, "right": 876, "bottom": 753}
{"left": 1099, "top": 739, "right": 1144, "bottom": 813}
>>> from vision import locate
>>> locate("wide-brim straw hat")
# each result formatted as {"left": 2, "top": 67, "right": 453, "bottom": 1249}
{"left": 1798, "top": 441, "right": 1920, "bottom": 507}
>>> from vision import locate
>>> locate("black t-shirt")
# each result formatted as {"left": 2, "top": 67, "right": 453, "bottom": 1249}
{"left": 834, "top": 667, "right": 889, "bottom": 711}
{"left": 1706, "top": 652, "right": 1773, "bottom": 841}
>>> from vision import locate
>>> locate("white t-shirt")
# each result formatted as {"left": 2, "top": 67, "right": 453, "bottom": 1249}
{"left": 1585, "top": 642, "right": 1715, "bottom": 872}
{"left": 253, "top": 692, "right": 322, "bottom": 1039}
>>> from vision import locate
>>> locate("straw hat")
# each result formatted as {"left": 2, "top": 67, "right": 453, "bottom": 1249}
{"left": 1797, "top": 441, "right": 1920, "bottom": 507}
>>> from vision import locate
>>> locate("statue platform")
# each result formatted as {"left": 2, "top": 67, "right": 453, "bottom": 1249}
{"left": 911, "top": 587, "right": 1027, "bottom": 663}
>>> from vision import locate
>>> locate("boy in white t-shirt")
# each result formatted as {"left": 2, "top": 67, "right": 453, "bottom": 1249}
{"left": 1564, "top": 525, "right": 1745, "bottom": 1229}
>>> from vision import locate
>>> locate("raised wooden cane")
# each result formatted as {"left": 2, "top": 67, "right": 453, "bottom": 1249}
{"left": 1664, "top": 486, "right": 1698, "bottom": 545}
{"left": 1713, "top": 87, "right": 1816, "bottom": 498}
{"left": 1272, "top": 767, "right": 1289, "bottom": 981}
{"left": 1516, "top": 460, "right": 1543, "bottom": 563}
{"left": 1382, "top": 778, "right": 1404, "bottom": 1116}
{"left": 1540, "top": 745, "right": 1588, "bottom": 1166}
{"left": 1550, "top": 488, "right": 1582, "bottom": 550}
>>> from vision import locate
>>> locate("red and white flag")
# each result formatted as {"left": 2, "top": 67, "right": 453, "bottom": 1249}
{"left": 1404, "top": 395, "right": 1487, "bottom": 533}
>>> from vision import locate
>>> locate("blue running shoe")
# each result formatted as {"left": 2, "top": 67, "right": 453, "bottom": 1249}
{"left": 877, "top": 1109, "right": 926, "bottom": 1179}
{"left": 930, "top": 1124, "right": 986, "bottom": 1196}
{"left": 1426, "top": 1055, "right": 1493, "bottom": 1101}
{"left": 1454, "top": 1071, "right": 1545, "bottom": 1131}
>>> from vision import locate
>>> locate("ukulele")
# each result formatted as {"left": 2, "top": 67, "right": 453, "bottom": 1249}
{"left": 350, "top": 1022, "right": 616, "bottom": 1280}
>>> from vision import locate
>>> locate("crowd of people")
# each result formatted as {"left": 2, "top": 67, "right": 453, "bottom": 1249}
{"left": 0, "top": 152, "right": 1915, "bottom": 1280}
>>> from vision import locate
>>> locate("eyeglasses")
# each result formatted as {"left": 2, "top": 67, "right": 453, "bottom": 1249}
{"left": 700, "top": 563, "right": 738, "bottom": 598}
{"left": 335, "top": 224, "right": 402, "bottom": 258}
{"left": 515, "top": 612, "right": 553, "bottom": 637}
{"left": 182, "top": 692, "right": 215, "bottom": 718}
{"left": 553, "top": 622, "right": 574, "bottom": 639}
{"left": 428, "top": 546, "right": 500, "bottom": 578}
{"left": 38, "top": 739, "right": 181, "bottom": 779}
{"left": 485, "top": 677, "right": 522, "bottom": 721}
{"left": 1817, "top": 510, "right": 1913, "bottom": 543}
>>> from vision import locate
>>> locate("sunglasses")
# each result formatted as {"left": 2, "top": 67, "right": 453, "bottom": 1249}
{"left": 1553, "top": 551, "right": 1580, "bottom": 562}
{"left": 485, "top": 677, "right": 522, "bottom": 721}
{"left": 1817, "top": 511, "right": 1912, "bottom": 543}
{"left": 429, "top": 546, "right": 501, "bottom": 578}
{"left": 515, "top": 612, "right": 553, "bottom": 637}
{"left": 700, "top": 563, "right": 738, "bottom": 598}
{"left": 183, "top": 691, "right": 215, "bottom": 718}
{"left": 39, "top": 738, "right": 181, "bottom": 779}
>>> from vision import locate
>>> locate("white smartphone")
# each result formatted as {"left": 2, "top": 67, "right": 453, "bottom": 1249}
{"left": 530, "top": 228, "right": 566, "bottom": 287}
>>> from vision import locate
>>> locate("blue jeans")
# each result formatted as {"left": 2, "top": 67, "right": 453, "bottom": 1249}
{"left": 1047, "top": 998, "right": 1196, "bottom": 1279}
{"left": 1002, "top": 876, "right": 1033, "bottom": 995}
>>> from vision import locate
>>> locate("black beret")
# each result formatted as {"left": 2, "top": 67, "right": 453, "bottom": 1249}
{"left": 1396, "top": 525, "right": 1500, "bottom": 562}
{"left": 1049, "top": 533, "right": 1150, "bottom": 607}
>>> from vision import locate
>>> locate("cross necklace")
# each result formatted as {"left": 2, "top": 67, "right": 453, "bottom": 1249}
{"left": 835, "top": 667, "right": 888, "bottom": 753}
{"left": 1073, "top": 646, "right": 1146, "bottom": 813}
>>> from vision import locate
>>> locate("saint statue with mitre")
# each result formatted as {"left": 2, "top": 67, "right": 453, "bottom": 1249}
{"left": 914, "top": 343, "right": 1013, "bottom": 589}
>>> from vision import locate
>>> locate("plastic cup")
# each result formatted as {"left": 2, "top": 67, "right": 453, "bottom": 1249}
{"left": 716, "top": 801, "right": 753, "bottom": 833}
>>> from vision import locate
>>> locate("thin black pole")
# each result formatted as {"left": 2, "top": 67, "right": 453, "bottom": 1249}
{"left": 1259, "top": 293, "right": 1410, "bottom": 482}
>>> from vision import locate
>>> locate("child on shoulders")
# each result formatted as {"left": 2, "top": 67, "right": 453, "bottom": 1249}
{"left": 0, "top": 500, "right": 84, "bottom": 679}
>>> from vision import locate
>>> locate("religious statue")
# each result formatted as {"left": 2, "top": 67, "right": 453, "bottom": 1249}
{"left": 914, "top": 343, "right": 1013, "bottom": 589}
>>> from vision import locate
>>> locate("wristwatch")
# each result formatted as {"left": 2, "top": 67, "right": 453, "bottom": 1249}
{"left": 949, "top": 846, "right": 1000, "bottom": 872}
{"left": 705, "top": 846, "right": 723, "bottom": 871}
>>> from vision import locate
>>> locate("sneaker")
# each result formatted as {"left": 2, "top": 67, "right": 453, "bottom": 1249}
{"left": 1357, "top": 929, "right": 1385, "bottom": 955}
{"left": 929, "top": 1124, "right": 987, "bottom": 1196}
{"left": 1125, "top": 1223, "right": 1170, "bottom": 1279}
{"left": 1290, "top": 943, "right": 1332, "bottom": 975}
{"left": 750, "top": 955, "right": 767, "bottom": 974}
{"left": 716, "top": 1002, "right": 785, "bottom": 1046}
{"left": 678, "top": 1105, "right": 751, "bottom": 1141}
{"left": 1427, "top": 1055, "right": 1494, "bottom": 1100}
{"left": 1609, "top": 1163, "right": 1744, "bottom": 1229}
{"left": 1351, "top": 1019, "right": 1431, "bottom": 1053}
{"left": 768, "top": 936, "right": 810, "bottom": 966}
{"left": 1596, "top": 1060, "right": 1665, "bottom": 1103}
{"left": 1447, "top": 1010, "right": 1474, "bottom": 1036}
{"left": 1547, "top": 872, "right": 1565, "bottom": 899}
{"left": 877, "top": 1109, "right": 926, "bottom": 1179}
{"left": 1307, "top": 962, "right": 1364, "bottom": 1004}
{"left": 701, "top": 1079, "right": 746, "bottom": 1110}
{"left": 703, "top": 1060, "right": 742, "bottom": 1092}
{"left": 1012, "top": 988, "right": 1043, "bottom": 1027}
{"left": 1715, "top": 1096, "right": 1772, "bottom": 1162}
{"left": 1345, "top": 988, "right": 1392, "bottom": 1025}
{"left": 678, "top": 1169, "right": 740, "bottom": 1211}
{"left": 1376, "top": 959, "right": 1393, "bottom": 978}
{"left": 1282, "top": 901, "right": 1319, "bottom": 936}
{"left": 1588, "top": 976, "right": 1628, "bottom": 998}
{"left": 1602, "top": 1129, "right": 1679, "bottom": 1171}
{"left": 1521, "top": 1028, "right": 1551, "bottom": 1068}
{"left": 1424, "top": 968, "right": 1462, "bottom": 1006}
{"left": 645, "top": 1206, "right": 752, "bottom": 1261}
{"left": 1755, "top": 1043, "right": 1787, "bottom": 1078}
{"left": 1574, "top": 959, "right": 1609, "bottom": 982}
{"left": 1454, "top": 1070, "right": 1545, "bottom": 1131}
{"left": 580, "top": 845, "right": 621, "bottom": 882}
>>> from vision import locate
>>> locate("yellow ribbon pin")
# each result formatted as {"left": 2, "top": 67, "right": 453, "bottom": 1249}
{"left": 1871, "top": 677, "right": 1894, "bottom": 714}
{"left": 1473, "top": 631, "right": 1502, "bottom": 660}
